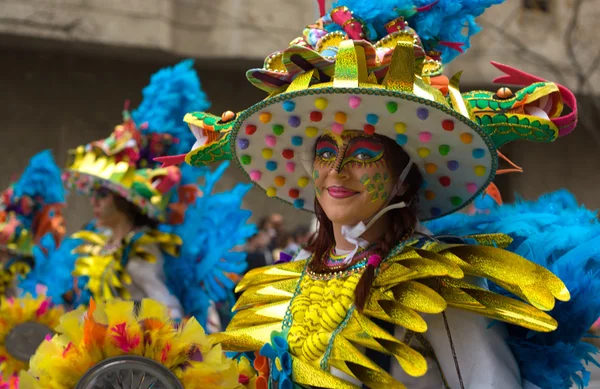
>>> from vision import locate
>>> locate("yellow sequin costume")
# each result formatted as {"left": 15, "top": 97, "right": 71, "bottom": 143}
{"left": 212, "top": 235, "right": 569, "bottom": 388}
{"left": 72, "top": 228, "right": 181, "bottom": 301}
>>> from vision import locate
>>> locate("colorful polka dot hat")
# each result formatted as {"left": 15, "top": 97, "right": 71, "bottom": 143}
{"left": 179, "top": 0, "right": 577, "bottom": 220}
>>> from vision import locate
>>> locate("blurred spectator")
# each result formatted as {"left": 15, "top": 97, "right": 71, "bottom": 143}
{"left": 245, "top": 229, "right": 272, "bottom": 270}
{"left": 260, "top": 213, "right": 285, "bottom": 251}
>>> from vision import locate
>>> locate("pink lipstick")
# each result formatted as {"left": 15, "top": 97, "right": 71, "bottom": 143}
{"left": 327, "top": 186, "right": 358, "bottom": 199}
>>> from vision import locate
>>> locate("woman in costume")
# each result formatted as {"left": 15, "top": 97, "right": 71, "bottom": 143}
{"left": 167, "top": 0, "right": 585, "bottom": 387}
{"left": 20, "top": 61, "right": 255, "bottom": 333}
{"left": 0, "top": 150, "right": 65, "bottom": 297}
{"left": 0, "top": 151, "right": 67, "bottom": 379}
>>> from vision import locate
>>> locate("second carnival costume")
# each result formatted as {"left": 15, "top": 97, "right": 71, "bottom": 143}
{"left": 14, "top": 61, "right": 257, "bottom": 386}
{"left": 159, "top": 0, "right": 592, "bottom": 388}
{"left": 24, "top": 60, "right": 256, "bottom": 324}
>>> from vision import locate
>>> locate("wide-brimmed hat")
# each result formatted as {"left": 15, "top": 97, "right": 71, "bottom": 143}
{"left": 181, "top": 5, "right": 576, "bottom": 220}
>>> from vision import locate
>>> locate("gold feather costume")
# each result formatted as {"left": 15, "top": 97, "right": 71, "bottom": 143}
{"left": 211, "top": 235, "right": 568, "bottom": 388}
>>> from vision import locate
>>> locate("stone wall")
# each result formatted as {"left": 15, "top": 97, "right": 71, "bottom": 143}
{"left": 0, "top": 0, "right": 316, "bottom": 59}
{"left": 0, "top": 46, "right": 314, "bottom": 233}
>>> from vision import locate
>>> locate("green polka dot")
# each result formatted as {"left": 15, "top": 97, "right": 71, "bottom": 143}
{"left": 386, "top": 102, "right": 398, "bottom": 113}
{"left": 451, "top": 196, "right": 462, "bottom": 206}
{"left": 439, "top": 145, "right": 450, "bottom": 156}
{"left": 240, "top": 155, "right": 252, "bottom": 165}
{"left": 272, "top": 124, "right": 284, "bottom": 135}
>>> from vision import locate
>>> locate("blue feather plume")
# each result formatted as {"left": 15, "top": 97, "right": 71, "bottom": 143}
{"left": 18, "top": 234, "right": 89, "bottom": 306}
{"left": 161, "top": 161, "right": 256, "bottom": 330}
{"left": 330, "top": 0, "right": 505, "bottom": 62}
{"left": 426, "top": 190, "right": 600, "bottom": 388}
{"left": 13, "top": 149, "right": 65, "bottom": 207}
{"left": 132, "top": 59, "right": 210, "bottom": 155}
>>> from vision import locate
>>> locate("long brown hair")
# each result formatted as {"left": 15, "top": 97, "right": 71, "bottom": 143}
{"left": 305, "top": 134, "right": 423, "bottom": 311}
{"left": 113, "top": 196, "right": 159, "bottom": 229}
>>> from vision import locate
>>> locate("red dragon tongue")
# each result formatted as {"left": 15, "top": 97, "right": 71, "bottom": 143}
{"left": 154, "top": 154, "right": 187, "bottom": 168}
{"left": 490, "top": 61, "right": 578, "bottom": 137}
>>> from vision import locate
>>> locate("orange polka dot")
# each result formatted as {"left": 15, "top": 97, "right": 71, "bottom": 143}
{"left": 334, "top": 112, "right": 347, "bottom": 124}
{"left": 460, "top": 133, "right": 473, "bottom": 144}
{"left": 259, "top": 112, "right": 272, "bottom": 124}
{"left": 274, "top": 176, "right": 286, "bottom": 187}
{"left": 425, "top": 163, "right": 438, "bottom": 174}
{"left": 424, "top": 190, "right": 436, "bottom": 200}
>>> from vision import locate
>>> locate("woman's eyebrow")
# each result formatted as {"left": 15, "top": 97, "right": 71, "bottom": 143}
{"left": 345, "top": 137, "right": 384, "bottom": 154}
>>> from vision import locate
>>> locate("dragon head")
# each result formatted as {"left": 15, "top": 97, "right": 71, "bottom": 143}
{"left": 461, "top": 62, "right": 577, "bottom": 148}
{"left": 183, "top": 110, "right": 238, "bottom": 167}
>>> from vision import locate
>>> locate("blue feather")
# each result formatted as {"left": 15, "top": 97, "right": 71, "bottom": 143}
{"left": 12, "top": 150, "right": 65, "bottom": 224}
{"left": 161, "top": 161, "right": 256, "bottom": 330}
{"left": 330, "top": 0, "right": 505, "bottom": 62}
{"left": 426, "top": 190, "right": 600, "bottom": 388}
{"left": 19, "top": 235, "right": 84, "bottom": 305}
{"left": 132, "top": 59, "right": 210, "bottom": 155}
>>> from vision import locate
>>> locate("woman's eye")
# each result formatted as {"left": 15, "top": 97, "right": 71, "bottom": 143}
{"left": 355, "top": 152, "right": 372, "bottom": 160}
{"left": 318, "top": 150, "right": 334, "bottom": 159}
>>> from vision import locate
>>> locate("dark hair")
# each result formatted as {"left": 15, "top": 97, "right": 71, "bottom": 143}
{"left": 305, "top": 134, "right": 423, "bottom": 311}
{"left": 113, "top": 196, "right": 159, "bottom": 229}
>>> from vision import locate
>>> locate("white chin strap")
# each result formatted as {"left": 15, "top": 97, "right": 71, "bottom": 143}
{"left": 339, "top": 160, "right": 413, "bottom": 264}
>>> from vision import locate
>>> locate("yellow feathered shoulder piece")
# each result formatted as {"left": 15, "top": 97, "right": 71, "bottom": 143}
{"left": 71, "top": 228, "right": 181, "bottom": 301}
{"left": 212, "top": 234, "right": 569, "bottom": 389}
{"left": 21, "top": 298, "right": 242, "bottom": 389}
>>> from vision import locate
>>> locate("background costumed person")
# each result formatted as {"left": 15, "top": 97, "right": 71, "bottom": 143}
{"left": 21, "top": 61, "right": 256, "bottom": 333}
{"left": 162, "top": 0, "right": 582, "bottom": 387}
{"left": 0, "top": 150, "right": 67, "bottom": 380}
{"left": 0, "top": 150, "right": 66, "bottom": 297}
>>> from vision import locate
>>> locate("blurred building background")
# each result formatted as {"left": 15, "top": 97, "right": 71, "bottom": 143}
{"left": 0, "top": 0, "right": 598, "bottom": 237}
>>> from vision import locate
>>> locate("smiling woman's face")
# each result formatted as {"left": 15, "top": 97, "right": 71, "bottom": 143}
{"left": 312, "top": 130, "right": 397, "bottom": 226}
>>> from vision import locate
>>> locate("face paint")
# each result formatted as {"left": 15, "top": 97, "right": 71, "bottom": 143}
{"left": 315, "top": 137, "right": 338, "bottom": 169}
{"left": 360, "top": 173, "right": 389, "bottom": 203}
{"left": 312, "top": 130, "right": 397, "bottom": 226}
{"left": 340, "top": 137, "right": 385, "bottom": 170}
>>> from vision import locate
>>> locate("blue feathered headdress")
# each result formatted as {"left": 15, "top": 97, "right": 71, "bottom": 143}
{"left": 330, "top": 0, "right": 505, "bottom": 62}
{"left": 3, "top": 150, "right": 65, "bottom": 231}
{"left": 12, "top": 150, "right": 65, "bottom": 207}
{"left": 132, "top": 59, "right": 211, "bottom": 156}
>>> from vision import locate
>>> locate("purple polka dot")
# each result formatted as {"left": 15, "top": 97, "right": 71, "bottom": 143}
{"left": 447, "top": 160, "right": 459, "bottom": 171}
{"left": 238, "top": 139, "right": 249, "bottom": 150}
{"left": 430, "top": 207, "right": 442, "bottom": 217}
{"left": 417, "top": 107, "right": 429, "bottom": 120}
{"left": 288, "top": 116, "right": 301, "bottom": 128}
